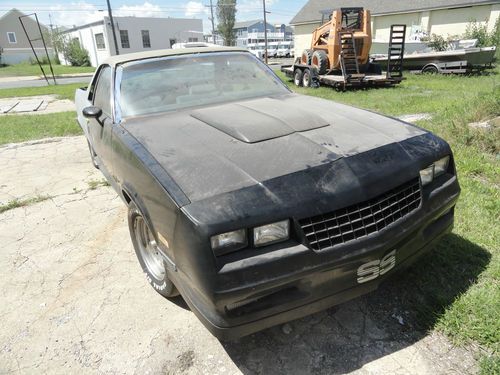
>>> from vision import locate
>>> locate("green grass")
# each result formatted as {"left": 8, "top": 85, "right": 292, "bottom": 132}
{"left": 0, "top": 195, "right": 51, "bottom": 214}
{"left": 279, "top": 69, "right": 500, "bottom": 365}
{"left": 0, "top": 111, "right": 82, "bottom": 145}
{"left": 87, "top": 179, "right": 110, "bottom": 190}
{"left": 0, "top": 82, "right": 85, "bottom": 101}
{"left": 0, "top": 63, "right": 95, "bottom": 78}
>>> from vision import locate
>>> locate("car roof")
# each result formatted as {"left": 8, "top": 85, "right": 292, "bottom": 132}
{"left": 102, "top": 46, "right": 249, "bottom": 67}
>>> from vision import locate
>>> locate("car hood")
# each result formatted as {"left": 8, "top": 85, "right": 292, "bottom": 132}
{"left": 123, "top": 93, "right": 427, "bottom": 204}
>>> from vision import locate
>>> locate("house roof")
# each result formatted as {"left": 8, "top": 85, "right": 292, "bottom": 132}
{"left": 60, "top": 20, "right": 104, "bottom": 34}
{"left": 290, "top": 0, "right": 498, "bottom": 25}
{"left": 0, "top": 8, "right": 49, "bottom": 30}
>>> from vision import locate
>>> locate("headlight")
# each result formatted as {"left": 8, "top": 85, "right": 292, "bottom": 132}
{"left": 434, "top": 156, "right": 450, "bottom": 177}
{"left": 419, "top": 165, "right": 434, "bottom": 186}
{"left": 211, "top": 229, "right": 247, "bottom": 256}
{"left": 253, "top": 220, "right": 290, "bottom": 247}
{"left": 419, "top": 156, "right": 451, "bottom": 186}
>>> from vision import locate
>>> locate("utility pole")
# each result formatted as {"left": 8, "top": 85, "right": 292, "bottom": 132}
{"left": 208, "top": 0, "right": 216, "bottom": 44}
{"left": 48, "top": 13, "right": 58, "bottom": 58}
{"left": 263, "top": 0, "right": 269, "bottom": 64}
{"left": 106, "top": 0, "right": 119, "bottom": 55}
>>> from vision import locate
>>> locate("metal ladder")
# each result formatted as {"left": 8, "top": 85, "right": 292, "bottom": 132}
{"left": 18, "top": 13, "right": 56, "bottom": 85}
{"left": 339, "top": 32, "right": 364, "bottom": 83}
{"left": 386, "top": 25, "right": 406, "bottom": 79}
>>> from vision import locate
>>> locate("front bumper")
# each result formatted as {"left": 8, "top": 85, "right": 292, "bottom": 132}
{"left": 172, "top": 175, "right": 460, "bottom": 340}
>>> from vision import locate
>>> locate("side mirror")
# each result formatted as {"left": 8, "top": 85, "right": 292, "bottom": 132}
{"left": 82, "top": 106, "right": 102, "bottom": 119}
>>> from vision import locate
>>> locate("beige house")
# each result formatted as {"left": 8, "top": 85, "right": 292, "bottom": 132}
{"left": 290, "top": 0, "right": 500, "bottom": 56}
{"left": 0, "top": 9, "right": 54, "bottom": 65}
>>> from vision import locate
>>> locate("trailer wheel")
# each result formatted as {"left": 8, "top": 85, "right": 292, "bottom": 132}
{"left": 301, "top": 49, "right": 313, "bottom": 65}
{"left": 294, "top": 69, "right": 304, "bottom": 87}
{"left": 302, "top": 69, "right": 312, "bottom": 87}
{"left": 422, "top": 64, "right": 439, "bottom": 74}
{"left": 312, "top": 50, "right": 329, "bottom": 75}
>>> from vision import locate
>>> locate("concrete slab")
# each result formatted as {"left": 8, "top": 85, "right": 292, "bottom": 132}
{"left": 0, "top": 101, "right": 18, "bottom": 113}
{"left": 9, "top": 99, "right": 44, "bottom": 112}
{"left": 0, "top": 136, "right": 480, "bottom": 374}
{"left": 0, "top": 137, "right": 102, "bottom": 204}
{"left": 0, "top": 95, "right": 75, "bottom": 115}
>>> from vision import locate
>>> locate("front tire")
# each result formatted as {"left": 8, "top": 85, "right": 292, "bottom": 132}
{"left": 128, "top": 202, "right": 178, "bottom": 298}
{"left": 312, "top": 50, "right": 329, "bottom": 75}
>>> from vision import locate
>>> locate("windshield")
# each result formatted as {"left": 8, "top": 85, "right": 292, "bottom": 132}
{"left": 118, "top": 52, "right": 289, "bottom": 118}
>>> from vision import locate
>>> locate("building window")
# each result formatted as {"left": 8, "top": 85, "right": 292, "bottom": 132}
{"left": 141, "top": 30, "right": 151, "bottom": 48}
{"left": 120, "top": 30, "right": 130, "bottom": 48}
{"left": 188, "top": 37, "right": 198, "bottom": 42}
{"left": 95, "top": 33, "right": 105, "bottom": 50}
{"left": 7, "top": 32, "right": 16, "bottom": 44}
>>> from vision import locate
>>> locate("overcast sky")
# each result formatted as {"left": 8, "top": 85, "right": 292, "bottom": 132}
{"left": 0, "top": 0, "right": 305, "bottom": 32}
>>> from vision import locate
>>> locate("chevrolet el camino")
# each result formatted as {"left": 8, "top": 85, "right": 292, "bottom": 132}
{"left": 75, "top": 47, "right": 460, "bottom": 339}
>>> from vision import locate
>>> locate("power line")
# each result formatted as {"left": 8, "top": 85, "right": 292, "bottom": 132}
{"left": 206, "top": 0, "right": 216, "bottom": 43}
{"left": 106, "top": 0, "right": 120, "bottom": 55}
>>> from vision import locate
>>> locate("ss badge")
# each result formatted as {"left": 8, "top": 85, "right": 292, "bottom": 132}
{"left": 357, "top": 250, "right": 397, "bottom": 284}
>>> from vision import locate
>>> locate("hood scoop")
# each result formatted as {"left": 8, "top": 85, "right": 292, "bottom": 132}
{"left": 190, "top": 97, "right": 329, "bottom": 143}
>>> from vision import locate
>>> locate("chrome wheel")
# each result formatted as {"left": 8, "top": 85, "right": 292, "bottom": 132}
{"left": 133, "top": 216, "right": 165, "bottom": 280}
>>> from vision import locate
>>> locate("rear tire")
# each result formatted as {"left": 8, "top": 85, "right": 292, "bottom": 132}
{"left": 312, "top": 50, "right": 329, "bottom": 75}
{"left": 294, "top": 69, "right": 303, "bottom": 87}
{"left": 128, "top": 202, "right": 179, "bottom": 298}
{"left": 302, "top": 69, "right": 312, "bottom": 87}
{"left": 301, "top": 49, "right": 313, "bottom": 65}
{"left": 422, "top": 64, "right": 439, "bottom": 74}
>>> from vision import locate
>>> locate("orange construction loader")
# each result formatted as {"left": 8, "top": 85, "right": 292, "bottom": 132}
{"left": 301, "top": 7, "right": 372, "bottom": 74}
{"left": 282, "top": 7, "right": 406, "bottom": 89}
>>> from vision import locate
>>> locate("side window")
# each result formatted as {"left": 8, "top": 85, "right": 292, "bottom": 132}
{"left": 93, "top": 66, "right": 113, "bottom": 117}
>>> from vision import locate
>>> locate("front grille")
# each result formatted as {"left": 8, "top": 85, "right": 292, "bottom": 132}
{"left": 299, "top": 178, "right": 421, "bottom": 251}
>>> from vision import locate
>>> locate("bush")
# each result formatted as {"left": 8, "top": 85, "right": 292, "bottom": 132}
{"left": 464, "top": 18, "right": 500, "bottom": 47}
{"left": 65, "top": 39, "right": 90, "bottom": 67}
{"left": 421, "top": 34, "right": 453, "bottom": 51}
{"left": 28, "top": 56, "right": 52, "bottom": 65}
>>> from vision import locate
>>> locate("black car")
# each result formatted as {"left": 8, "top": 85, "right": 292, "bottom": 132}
{"left": 75, "top": 47, "right": 460, "bottom": 339}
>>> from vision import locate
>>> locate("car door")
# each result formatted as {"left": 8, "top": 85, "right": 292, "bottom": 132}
{"left": 88, "top": 65, "right": 114, "bottom": 176}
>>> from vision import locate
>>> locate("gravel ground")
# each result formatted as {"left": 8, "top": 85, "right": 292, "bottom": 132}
{"left": 0, "top": 136, "right": 479, "bottom": 374}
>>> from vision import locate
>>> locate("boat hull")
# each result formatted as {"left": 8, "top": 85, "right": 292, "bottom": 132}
{"left": 373, "top": 46, "right": 496, "bottom": 71}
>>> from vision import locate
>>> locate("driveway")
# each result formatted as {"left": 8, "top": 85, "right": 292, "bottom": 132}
{"left": 0, "top": 136, "right": 478, "bottom": 374}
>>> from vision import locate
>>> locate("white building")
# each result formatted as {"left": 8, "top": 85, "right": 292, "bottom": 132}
{"left": 60, "top": 16, "right": 203, "bottom": 67}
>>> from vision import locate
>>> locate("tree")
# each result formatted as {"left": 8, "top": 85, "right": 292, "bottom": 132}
{"left": 52, "top": 32, "right": 90, "bottom": 66}
{"left": 217, "top": 0, "right": 237, "bottom": 46}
